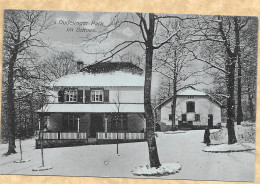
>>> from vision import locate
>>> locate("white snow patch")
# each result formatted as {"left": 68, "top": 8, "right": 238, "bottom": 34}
{"left": 164, "top": 131, "right": 186, "bottom": 134}
{"left": 203, "top": 143, "right": 255, "bottom": 153}
{"left": 36, "top": 103, "right": 145, "bottom": 113}
{"left": 177, "top": 88, "right": 206, "bottom": 96}
{"left": 132, "top": 163, "right": 181, "bottom": 176}
{"left": 209, "top": 129, "right": 221, "bottom": 134}
{"left": 51, "top": 71, "right": 144, "bottom": 87}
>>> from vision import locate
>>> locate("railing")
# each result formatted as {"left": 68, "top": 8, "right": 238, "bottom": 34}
{"left": 40, "top": 132, "right": 59, "bottom": 139}
{"left": 97, "top": 132, "right": 145, "bottom": 140}
{"left": 39, "top": 132, "right": 87, "bottom": 140}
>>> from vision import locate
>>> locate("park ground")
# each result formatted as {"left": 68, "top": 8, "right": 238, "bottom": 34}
{"left": 0, "top": 124, "right": 256, "bottom": 182}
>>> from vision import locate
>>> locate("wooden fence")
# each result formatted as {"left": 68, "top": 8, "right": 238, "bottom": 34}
{"left": 97, "top": 132, "right": 145, "bottom": 140}
{"left": 39, "top": 132, "right": 87, "bottom": 140}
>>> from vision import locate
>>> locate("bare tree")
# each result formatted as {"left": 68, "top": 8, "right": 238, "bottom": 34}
{"left": 153, "top": 20, "right": 208, "bottom": 130}
{"left": 83, "top": 13, "right": 194, "bottom": 168}
{"left": 113, "top": 91, "right": 122, "bottom": 155}
{"left": 3, "top": 10, "right": 53, "bottom": 154}
{"left": 187, "top": 15, "right": 257, "bottom": 144}
{"left": 41, "top": 51, "right": 77, "bottom": 81}
{"left": 119, "top": 52, "right": 144, "bottom": 69}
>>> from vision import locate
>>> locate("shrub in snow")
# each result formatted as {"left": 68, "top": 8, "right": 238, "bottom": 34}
{"left": 203, "top": 143, "right": 255, "bottom": 153}
{"left": 131, "top": 163, "right": 181, "bottom": 176}
{"left": 210, "top": 122, "right": 256, "bottom": 144}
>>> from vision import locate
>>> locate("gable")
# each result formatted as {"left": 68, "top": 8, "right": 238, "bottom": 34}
{"left": 162, "top": 95, "right": 221, "bottom": 109}
{"left": 155, "top": 89, "right": 222, "bottom": 110}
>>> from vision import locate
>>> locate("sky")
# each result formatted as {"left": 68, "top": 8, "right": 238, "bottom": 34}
{"left": 31, "top": 10, "right": 213, "bottom": 94}
{"left": 41, "top": 11, "right": 141, "bottom": 64}
{"left": 37, "top": 10, "right": 162, "bottom": 90}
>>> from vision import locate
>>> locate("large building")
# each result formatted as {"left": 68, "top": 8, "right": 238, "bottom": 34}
{"left": 36, "top": 62, "right": 146, "bottom": 148}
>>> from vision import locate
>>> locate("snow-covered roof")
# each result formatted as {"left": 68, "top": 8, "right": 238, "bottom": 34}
{"left": 177, "top": 88, "right": 207, "bottom": 96}
{"left": 37, "top": 103, "right": 145, "bottom": 113}
{"left": 51, "top": 71, "right": 145, "bottom": 87}
{"left": 155, "top": 88, "right": 222, "bottom": 109}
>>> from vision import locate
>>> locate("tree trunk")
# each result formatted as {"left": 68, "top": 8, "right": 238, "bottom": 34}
{"left": 19, "top": 139, "right": 23, "bottom": 161}
{"left": 247, "top": 81, "right": 255, "bottom": 121}
{"left": 6, "top": 50, "right": 18, "bottom": 155}
{"left": 144, "top": 13, "right": 161, "bottom": 168}
{"left": 40, "top": 115, "right": 45, "bottom": 167}
{"left": 226, "top": 58, "right": 237, "bottom": 144}
{"left": 171, "top": 95, "right": 177, "bottom": 130}
{"left": 218, "top": 16, "right": 238, "bottom": 144}
{"left": 171, "top": 50, "right": 178, "bottom": 130}
{"left": 234, "top": 17, "right": 243, "bottom": 125}
{"left": 236, "top": 59, "right": 243, "bottom": 125}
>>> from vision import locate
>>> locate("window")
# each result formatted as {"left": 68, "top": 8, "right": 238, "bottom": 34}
{"left": 187, "top": 101, "right": 195, "bottom": 112}
{"left": 63, "top": 114, "right": 78, "bottom": 131}
{"left": 91, "top": 90, "right": 104, "bottom": 102}
{"left": 188, "top": 96, "right": 194, "bottom": 99}
{"left": 111, "top": 114, "right": 128, "bottom": 130}
{"left": 65, "top": 89, "right": 78, "bottom": 102}
{"left": 195, "top": 114, "right": 200, "bottom": 121}
{"left": 169, "top": 114, "right": 172, "bottom": 120}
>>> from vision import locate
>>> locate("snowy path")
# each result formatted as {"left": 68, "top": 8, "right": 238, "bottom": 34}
{"left": 156, "top": 131, "right": 255, "bottom": 182}
{"left": 0, "top": 130, "right": 255, "bottom": 182}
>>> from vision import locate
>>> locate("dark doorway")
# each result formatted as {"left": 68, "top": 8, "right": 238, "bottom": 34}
{"left": 208, "top": 114, "right": 213, "bottom": 128}
{"left": 182, "top": 114, "right": 187, "bottom": 121}
{"left": 90, "top": 114, "right": 104, "bottom": 137}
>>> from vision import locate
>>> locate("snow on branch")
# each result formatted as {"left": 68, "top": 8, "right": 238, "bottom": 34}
{"left": 186, "top": 48, "right": 228, "bottom": 74}
{"left": 153, "top": 23, "right": 180, "bottom": 49}
{"left": 86, "top": 40, "right": 144, "bottom": 64}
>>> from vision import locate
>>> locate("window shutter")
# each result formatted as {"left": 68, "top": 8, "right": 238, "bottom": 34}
{"left": 78, "top": 90, "right": 83, "bottom": 103}
{"left": 85, "top": 90, "right": 91, "bottom": 103}
{"left": 104, "top": 90, "right": 109, "bottom": 102}
{"left": 58, "top": 90, "right": 64, "bottom": 102}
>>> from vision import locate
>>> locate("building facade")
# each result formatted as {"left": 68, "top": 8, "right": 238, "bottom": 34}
{"left": 37, "top": 62, "right": 146, "bottom": 147}
{"left": 155, "top": 88, "right": 223, "bottom": 131}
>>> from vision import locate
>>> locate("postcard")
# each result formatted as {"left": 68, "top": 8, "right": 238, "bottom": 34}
{"left": 0, "top": 9, "right": 257, "bottom": 182}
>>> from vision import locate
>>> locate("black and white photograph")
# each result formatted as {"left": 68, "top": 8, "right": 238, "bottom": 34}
{"left": 0, "top": 9, "right": 258, "bottom": 182}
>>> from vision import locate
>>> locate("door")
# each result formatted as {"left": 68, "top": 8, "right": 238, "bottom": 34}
{"left": 182, "top": 114, "right": 187, "bottom": 121}
{"left": 90, "top": 114, "right": 104, "bottom": 137}
{"left": 208, "top": 114, "right": 213, "bottom": 128}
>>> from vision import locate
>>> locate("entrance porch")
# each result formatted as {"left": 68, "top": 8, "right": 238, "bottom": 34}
{"left": 36, "top": 110, "right": 146, "bottom": 148}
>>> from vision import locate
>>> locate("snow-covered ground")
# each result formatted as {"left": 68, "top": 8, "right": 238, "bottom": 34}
{"left": 0, "top": 130, "right": 255, "bottom": 182}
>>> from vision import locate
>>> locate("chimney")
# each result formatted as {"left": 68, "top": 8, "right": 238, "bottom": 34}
{"left": 77, "top": 61, "right": 84, "bottom": 72}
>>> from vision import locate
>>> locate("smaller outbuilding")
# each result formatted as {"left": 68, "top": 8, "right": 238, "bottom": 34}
{"left": 154, "top": 88, "right": 223, "bottom": 131}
